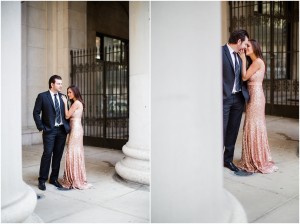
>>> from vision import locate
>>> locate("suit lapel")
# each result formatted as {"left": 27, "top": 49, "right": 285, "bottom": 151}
{"left": 46, "top": 91, "right": 55, "bottom": 110}
{"left": 223, "top": 45, "right": 235, "bottom": 71}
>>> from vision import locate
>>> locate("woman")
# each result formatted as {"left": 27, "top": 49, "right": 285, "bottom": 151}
{"left": 237, "top": 39, "right": 278, "bottom": 174}
{"left": 61, "top": 85, "right": 92, "bottom": 189}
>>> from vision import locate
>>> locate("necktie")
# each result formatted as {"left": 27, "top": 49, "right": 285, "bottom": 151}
{"left": 233, "top": 52, "right": 241, "bottom": 92}
{"left": 54, "top": 94, "right": 61, "bottom": 124}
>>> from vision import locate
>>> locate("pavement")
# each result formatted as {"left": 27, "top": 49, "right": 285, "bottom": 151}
{"left": 22, "top": 144, "right": 149, "bottom": 223}
{"left": 22, "top": 114, "right": 298, "bottom": 223}
{"left": 224, "top": 114, "right": 299, "bottom": 223}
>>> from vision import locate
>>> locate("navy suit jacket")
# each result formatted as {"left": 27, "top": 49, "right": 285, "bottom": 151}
{"left": 222, "top": 44, "right": 249, "bottom": 102}
{"left": 33, "top": 91, "right": 71, "bottom": 134}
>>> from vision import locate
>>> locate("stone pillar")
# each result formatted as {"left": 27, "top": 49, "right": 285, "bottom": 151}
{"left": 1, "top": 2, "right": 39, "bottom": 222}
{"left": 115, "top": 1, "right": 150, "bottom": 185}
{"left": 21, "top": 1, "right": 48, "bottom": 146}
{"left": 151, "top": 2, "right": 247, "bottom": 222}
{"left": 57, "top": 1, "right": 87, "bottom": 83}
{"left": 221, "top": 1, "right": 230, "bottom": 44}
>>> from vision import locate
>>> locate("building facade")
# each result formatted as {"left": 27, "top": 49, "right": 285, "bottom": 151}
{"left": 1, "top": 1, "right": 298, "bottom": 223}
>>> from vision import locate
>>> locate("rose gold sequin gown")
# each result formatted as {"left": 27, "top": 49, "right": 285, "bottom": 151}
{"left": 62, "top": 101, "right": 92, "bottom": 189}
{"left": 237, "top": 70, "right": 278, "bottom": 174}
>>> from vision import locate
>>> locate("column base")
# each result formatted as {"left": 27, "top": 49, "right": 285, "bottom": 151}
{"left": 115, "top": 144, "right": 150, "bottom": 185}
{"left": 1, "top": 185, "right": 38, "bottom": 223}
{"left": 23, "top": 213, "right": 43, "bottom": 223}
{"left": 222, "top": 189, "right": 248, "bottom": 223}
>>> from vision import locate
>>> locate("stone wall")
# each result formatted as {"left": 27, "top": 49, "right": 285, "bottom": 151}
{"left": 22, "top": 1, "right": 87, "bottom": 145}
{"left": 86, "top": 1, "right": 129, "bottom": 48}
{"left": 22, "top": 1, "right": 129, "bottom": 145}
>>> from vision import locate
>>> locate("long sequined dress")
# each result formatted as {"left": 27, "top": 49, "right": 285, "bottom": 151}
{"left": 237, "top": 70, "right": 278, "bottom": 174}
{"left": 62, "top": 101, "right": 92, "bottom": 189}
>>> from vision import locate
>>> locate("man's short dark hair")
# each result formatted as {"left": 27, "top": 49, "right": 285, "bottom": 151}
{"left": 49, "top": 75, "right": 62, "bottom": 89}
{"left": 228, "top": 29, "right": 249, "bottom": 44}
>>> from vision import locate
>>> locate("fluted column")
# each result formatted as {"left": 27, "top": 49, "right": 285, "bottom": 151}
{"left": 115, "top": 1, "right": 150, "bottom": 185}
{"left": 1, "top": 2, "right": 39, "bottom": 222}
{"left": 151, "top": 2, "right": 247, "bottom": 222}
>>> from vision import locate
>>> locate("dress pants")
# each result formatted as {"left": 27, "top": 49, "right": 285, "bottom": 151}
{"left": 223, "top": 92, "right": 245, "bottom": 163}
{"left": 39, "top": 126, "right": 67, "bottom": 183}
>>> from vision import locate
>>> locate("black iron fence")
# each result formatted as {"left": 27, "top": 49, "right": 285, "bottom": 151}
{"left": 230, "top": 1, "right": 299, "bottom": 118}
{"left": 70, "top": 45, "right": 129, "bottom": 149}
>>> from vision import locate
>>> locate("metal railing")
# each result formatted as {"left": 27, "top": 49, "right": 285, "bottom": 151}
{"left": 230, "top": 1, "right": 299, "bottom": 118}
{"left": 70, "top": 45, "right": 129, "bottom": 149}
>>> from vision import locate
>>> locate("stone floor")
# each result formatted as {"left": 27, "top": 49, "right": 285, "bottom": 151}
{"left": 224, "top": 115, "right": 299, "bottom": 223}
{"left": 22, "top": 145, "right": 149, "bottom": 223}
{"left": 22, "top": 114, "right": 298, "bottom": 223}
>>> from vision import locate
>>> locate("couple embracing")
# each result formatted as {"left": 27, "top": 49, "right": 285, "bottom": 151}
{"left": 33, "top": 75, "right": 92, "bottom": 190}
{"left": 222, "top": 29, "right": 278, "bottom": 176}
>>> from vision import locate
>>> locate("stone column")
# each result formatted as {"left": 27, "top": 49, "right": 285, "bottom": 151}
{"left": 115, "top": 1, "right": 150, "bottom": 185}
{"left": 22, "top": 1, "right": 48, "bottom": 146}
{"left": 151, "top": 2, "right": 247, "bottom": 222}
{"left": 1, "top": 2, "right": 39, "bottom": 222}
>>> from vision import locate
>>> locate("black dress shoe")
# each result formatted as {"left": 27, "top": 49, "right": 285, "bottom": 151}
{"left": 57, "top": 187, "right": 72, "bottom": 191}
{"left": 49, "top": 179, "right": 63, "bottom": 188}
{"left": 224, "top": 162, "right": 239, "bottom": 172}
{"left": 234, "top": 170, "right": 253, "bottom": 176}
{"left": 38, "top": 181, "right": 46, "bottom": 191}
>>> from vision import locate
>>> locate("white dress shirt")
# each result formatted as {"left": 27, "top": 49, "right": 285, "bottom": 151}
{"left": 49, "top": 90, "right": 63, "bottom": 126}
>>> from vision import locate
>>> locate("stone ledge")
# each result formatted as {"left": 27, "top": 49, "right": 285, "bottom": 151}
{"left": 22, "top": 128, "right": 42, "bottom": 145}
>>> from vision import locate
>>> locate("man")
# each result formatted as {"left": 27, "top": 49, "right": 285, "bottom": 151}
{"left": 33, "top": 75, "right": 70, "bottom": 190}
{"left": 222, "top": 29, "right": 251, "bottom": 176}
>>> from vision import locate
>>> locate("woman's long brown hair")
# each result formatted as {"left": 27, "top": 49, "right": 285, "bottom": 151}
{"left": 246, "top": 39, "right": 266, "bottom": 68}
{"left": 67, "top": 85, "right": 85, "bottom": 109}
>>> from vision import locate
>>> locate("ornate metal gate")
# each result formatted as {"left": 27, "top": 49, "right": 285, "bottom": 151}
{"left": 70, "top": 42, "right": 129, "bottom": 149}
{"left": 230, "top": 1, "right": 299, "bottom": 118}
